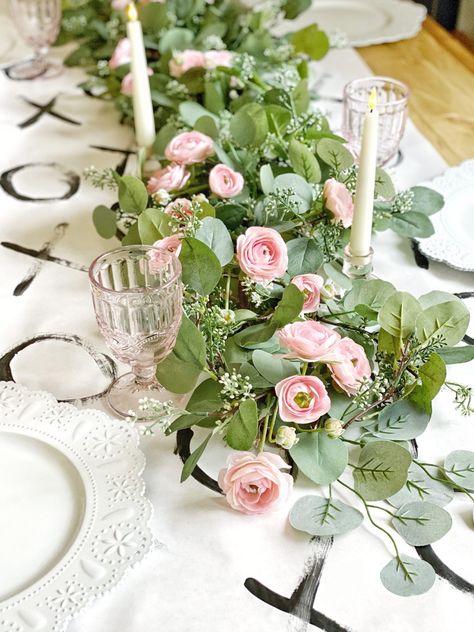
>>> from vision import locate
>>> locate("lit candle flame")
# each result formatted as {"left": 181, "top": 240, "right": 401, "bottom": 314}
{"left": 368, "top": 87, "right": 377, "bottom": 112}
{"left": 127, "top": 2, "right": 138, "bottom": 21}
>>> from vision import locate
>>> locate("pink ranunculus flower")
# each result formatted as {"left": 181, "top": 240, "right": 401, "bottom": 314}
{"left": 152, "top": 235, "right": 182, "bottom": 257}
{"left": 147, "top": 163, "right": 191, "bottom": 193}
{"left": 209, "top": 164, "right": 244, "bottom": 199}
{"left": 120, "top": 67, "right": 153, "bottom": 96}
{"left": 236, "top": 226, "right": 288, "bottom": 283}
{"left": 291, "top": 274, "right": 324, "bottom": 314}
{"left": 278, "top": 320, "right": 341, "bottom": 363}
{"left": 204, "top": 50, "right": 233, "bottom": 69}
{"left": 164, "top": 197, "right": 193, "bottom": 220}
{"left": 275, "top": 375, "right": 331, "bottom": 424}
{"left": 109, "top": 38, "right": 131, "bottom": 70}
{"left": 169, "top": 49, "right": 207, "bottom": 78}
{"left": 218, "top": 451, "right": 293, "bottom": 515}
{"left": 165, "top": 131, "right": 215, "bottom": 165}
{"left": 323, "top": 178, "right": 354, "bottom": 228}
{"left": 111, "top": 0, "right": 128, "bottom": 10}
{"left": 329, "top": 337, "right": 371, "bottom": 396}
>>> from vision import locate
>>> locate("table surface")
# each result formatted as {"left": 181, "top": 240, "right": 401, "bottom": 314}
{"left": 359, "top": 16, "right": 474, "bottom": 166}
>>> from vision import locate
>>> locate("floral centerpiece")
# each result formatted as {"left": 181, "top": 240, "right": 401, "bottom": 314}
{"left": 64, "top": 0, "right": 474, "bottom": 598}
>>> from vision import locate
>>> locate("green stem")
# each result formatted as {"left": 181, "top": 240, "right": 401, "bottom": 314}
{"left": 337, "top": 479, "right": 401, "bottom": 559}
{"left": 301, "top": 362, "right": 308, "bottom": 376}
{"left": 415, "top": 461, "right": 474, "bottom": 502}
{"left": 259, "top": 408, "right": 270, "bottom": 453}
{"left": 225, "top": 274, "right": 231, "bottom": 311}
{"left": 203, "top": 367, "right": 218, "bottom": 381}
{"left": 267, "top": 401, "right": 278, "bottom": 443}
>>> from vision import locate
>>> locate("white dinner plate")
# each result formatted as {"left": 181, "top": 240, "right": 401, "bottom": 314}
{"left": 417, "top": 160, "right": 474, "bottom": 272}
{"left": 272, "top": 0, "right": 427, "bottom": 47}
{"left": 0, "top": 382, "right": 154, "bottom": 632}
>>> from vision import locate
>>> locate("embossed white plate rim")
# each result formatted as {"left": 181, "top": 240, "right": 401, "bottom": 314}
{"left": 271, "top": 0, "right": 426, "bottom": 47}
{"left": 416, "top": 160, "right": 474, "bottom": 272}
{"left": 0, "top": 381, "right": 155, "bottom": 632}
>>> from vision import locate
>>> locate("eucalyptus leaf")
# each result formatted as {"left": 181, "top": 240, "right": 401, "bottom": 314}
{"left": 138, "top": 208, "right": 162, "bottom": 244}
{"left": 418, "top": 290, "right": 463, "bottom": 309}
{"left": 239, "top": 362, "right": 273, "bottom": 388}
{"left": 283, "top": 0, "right": 311, "bottom": 19}
{"left": 290, "top": 24, "right": 329, "bottom": 60}
{"left": 236, "top": 322, "right": 278, "bottom": 348}
{"left": 415, "top": 301, "right": 469, "bottom": 346}
{"left": 288, "top": 139, "right": 321, "bottom": 183}
{"left": 272, "top": 173, "right": 313, "bottom": 213}
{"left": 92, "top": 205, "right": 116, "bottom": 239}
{"left": 260, "top": 164, "right": 274, "bottom": 195}
{"left": 378, "top": 292, "right": 422, "bottom": 340}
{"left": 344, "top": 279, "right": 396, "bottom": 313}
{"left": 230, "top": 103, "right": 268, "bottom": 147}
{"left": 195, "top": 217, "right": 234, "bottom": 266}
{"left": 390, "top": 212, "right": 435, "bottom": 238}
{"left": 118, "top": 175, "right": 148, "bottom": 215}
{"left": 289, "top": 433, "right": 348, "bottom": 485}
{"left": 411, "top": 186, "right": 444, "bottom": 216}
{"left": 374, "top": 167, "right": 395, "bottom": 199}
{"left": 410, "top": 353, "right": 446, "bottom": 413}
{"left": 215, "top": 203, "right": 246, "bottom": 229}
{"left": 366, "top": 400, "right": 430, "bottom": 441}
{"left": 179, "top": 101, "right": 218, "bottom": 126}
{"left": 159, "top": 27, "right": 194, "bottom": 53}
{"left": 181, "top": 432, "right": 212, "bottom": 482}
{"left": 186, "top": 379, "right": 223, "bottom": 414}
{"left": 444, "top": 450, "right": 474, "bottom": 491}
{"left": 271, "top": 283, "right": 305, "bottom": 328}
{"left": 252, "top": 349, "right": 298, "bottom": 385}
{"left": 380, "top": 556, "right": 435, "bottom": 597}
{"left": 388, "top": 463, "right": 454, "bottom": 508}
{"left": 392, "top": 501, "right": 452, "bottom": 545}
{"left": 317, "top": 139, "right": 353, "bottom": 171}
{"left": 226, "top": 399, "right": 258, "bottom": 450}
{"left": 323, "top": 261, "right": 353, "bottom": 291}
{"left": 194, "top": 115, "right": 219, "bottom": 139}
{"left": 353, "top": 440, "right": 411, "bottom": 500}
{"left": 156, "top": 315, "right": 206, "bottom": 394}
{"left": 290, "top": 495, "right": 363, "bottom": 536}
{"left": 179, "top": 237, "right": 222, "bottom": 295}
{"left": 438, "top": 345, "right": 474, "bottom": 364}
{"left": 286, "top": 237, "right": 324, "bottom": 277}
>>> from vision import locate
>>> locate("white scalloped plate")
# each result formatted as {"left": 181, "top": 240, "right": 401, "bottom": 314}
{"left": 417, "top": 160, "right": 474, "bottom": 272}
{"left": 272, "top": 0, "right": 426, "bottom": 47}
{"left": 0, "top": 381, "right": 154, "bottom": 632}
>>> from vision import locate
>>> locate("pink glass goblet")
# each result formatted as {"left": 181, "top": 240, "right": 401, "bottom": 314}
{"left": 8, "top": 0, "right": 62, "bottom": 80}
{"left": 342, "top": 76, "right": 410, "bottom": 167}
{"left": 89, "top": 246, "right": 183, "bottom": 418}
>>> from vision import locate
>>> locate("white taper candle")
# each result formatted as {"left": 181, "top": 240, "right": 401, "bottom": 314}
{"left": 349, "top": 88, "right": 379, "bottom": 257}
{"left": 126, "top": 2, "right": 156, "bottom": 149}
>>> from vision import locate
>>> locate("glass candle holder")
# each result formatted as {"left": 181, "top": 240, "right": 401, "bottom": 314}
{"left": 89, "top": 246, "right": 183, "bottom": 418}
{"left": 8, "top": 0, "right": 62, "bottom": 80}
{"left": 342, "top": 76, "right": 410, "bottom": 166}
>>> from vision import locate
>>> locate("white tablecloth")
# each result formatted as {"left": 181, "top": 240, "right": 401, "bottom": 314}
{"left": 0, "top": 24, "right": 473, "bottom": 632}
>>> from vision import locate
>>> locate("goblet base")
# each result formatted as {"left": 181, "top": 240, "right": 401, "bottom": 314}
{"left": 107, "top": 372, "right": 175, "bottom": 419}
{"left": 9, "top": 57, "right": 62, "bottom": 80}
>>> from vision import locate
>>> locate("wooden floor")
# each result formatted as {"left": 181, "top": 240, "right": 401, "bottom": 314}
{"left": 358, "top": 17, "right": 474, "bottom": 166}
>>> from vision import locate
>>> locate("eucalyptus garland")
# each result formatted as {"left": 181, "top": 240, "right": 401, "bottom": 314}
{"left": 62, "top": 0, "right": 474, "bottom": 597}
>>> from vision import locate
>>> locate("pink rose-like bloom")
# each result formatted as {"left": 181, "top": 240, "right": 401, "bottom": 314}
{"left": 165, "top": 131, "right": 215, "bottom": 165}
{"left": 291, "top": 274, "right": 324, "bottom": 314}
{"left": 152, "top": 236, "right": 182, "bottom": 257}
{"left": 111, "top": 0, "right": 128, "bottom": 10}
{"left": 209, "top": 164, "right": 244, "bottom": 199}
{"left": 204, "top": 50, "right": 233, "bottom": 68}
{"left": 218, "top": 452, "right": 293, "bottom": 515}
{"left": 169, "top": 49, "right": 206, "bottom": 78}
{"left": 109, "top": 38, "right": 131, "bottom": 69}
{"left": 147, "top": 163, "right": 191, "bottom": 193}
{"left": 120, "top": 68, "right": 153, "bottom": 96}
{"left": 278, "top": 320, "right": 341, "bottom": 363}
{"left": 236, "top": 226, "right": 288, "bottom": 282}
{"left": 323, "top": 178, "right": 354, "bottom": 228}
{"left": 329, "top": 337, "right": 371, "bottom": 396}
{"left": 275, "top": 375, "right": 331, "bottom": 424}
{"left": 164, "top": 197, "right": 193, "bottom": 220}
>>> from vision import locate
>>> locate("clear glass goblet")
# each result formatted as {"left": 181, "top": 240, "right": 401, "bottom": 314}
{"left": 342, "top": 76, "right": 410, "bottom": 167}
{"left": 8, "top": 0, "right": 62, "bottom": 80}
{"left": 89, "top": 246, "right": 183, "bottom": 418}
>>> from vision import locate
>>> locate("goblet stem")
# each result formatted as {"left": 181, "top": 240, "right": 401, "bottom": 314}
{"left": 131, "top": 365, "right": 157, "bottom": 388}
